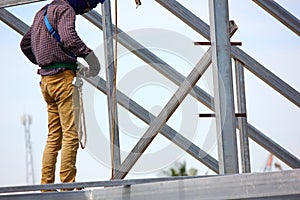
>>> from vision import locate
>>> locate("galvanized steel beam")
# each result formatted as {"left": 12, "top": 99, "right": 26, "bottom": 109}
{"left": 0, "top": 0, "right": 45, "bottom": 8}
{"left": 0, "top": 8, "right": 29, "bottom": 35}
{"left": 101, "top": 0, "right": 121, "bottom": 178}
{"left": 1, "top": 170, "right": 300, "bottom": 199}
{"left": 0, "top": 176, "right": 204, "bottom": 194}
{"left": 247, "top": 123, "right": 300, "bottom": 169}
{"left": 253, "top": 0, "right": 300, "bottom": 36}
{"left": 114, "top": 49, "right": 212, "bottom": 179}
{"left": 91, "top": 169, "right": 300, "bottom": 200}
{"left": 235, "top": 60, "right": 251, "bottom": 173}
{"left": 231, "top": 46, "right": 300, "bottom": 108}
{"left": 209, "top": 0, "right": 239, "bottom": 174}
{"left": 156, "top": 0, "right": 300, "bottom": 108}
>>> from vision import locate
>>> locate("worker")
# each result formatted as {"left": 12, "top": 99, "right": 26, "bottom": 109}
{"left": 20, "top": 0, "right": 105, "bottom": 191}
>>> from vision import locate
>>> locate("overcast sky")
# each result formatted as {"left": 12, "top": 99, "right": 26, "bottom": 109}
{"left": 0, "top": 0, "right": 299, "bottom": 187}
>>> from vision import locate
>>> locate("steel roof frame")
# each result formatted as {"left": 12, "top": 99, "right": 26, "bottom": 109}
{"left": 0, "top": 0, "right": 299, "bottom": 191}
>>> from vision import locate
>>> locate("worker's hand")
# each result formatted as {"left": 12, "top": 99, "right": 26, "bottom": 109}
{"left": 76, "top": 63, "right": 89, "bottom": 77}
{"left": 84, "top": 51, "right": 100, "bottom": 77}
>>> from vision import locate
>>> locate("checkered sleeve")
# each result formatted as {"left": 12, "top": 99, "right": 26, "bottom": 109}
{"left": 20, "top": 27, "right": 38, "bottom": 65}
{"left": 57, "top": 6, "right": 92, "bottom": 58}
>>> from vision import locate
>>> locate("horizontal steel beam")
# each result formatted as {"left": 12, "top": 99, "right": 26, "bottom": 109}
{"left": 0, "top": 176, "right": 206, "bottom": 194}
{"left": 1, "top": 170, "right": 300, "bottom": 199}
{"left": 156, "top": 0, "right": 300, "bottom": 108}
{"left": 253, "top": 0, "right": 300, "bottom": 36}
{"left": 0, "top": 0, "right": 45, "bottom": 8}
{"left": 92, "top": 169, "right": 300, "bottom": 200}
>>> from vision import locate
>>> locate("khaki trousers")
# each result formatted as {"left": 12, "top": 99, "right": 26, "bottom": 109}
{"left": 40, "top": 70, "right": 79, "bottom": 185}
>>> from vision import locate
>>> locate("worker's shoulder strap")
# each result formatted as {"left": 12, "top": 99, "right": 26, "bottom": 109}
{"left": 43, "top": 4, "right": 76, "bottom": 58}
{"left": 43, "top": 4, "right": 61, "bottom": 43}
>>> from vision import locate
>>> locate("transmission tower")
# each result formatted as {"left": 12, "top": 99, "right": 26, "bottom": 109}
{"left": 21, "top": 114, "right": 35, "bottom": 185}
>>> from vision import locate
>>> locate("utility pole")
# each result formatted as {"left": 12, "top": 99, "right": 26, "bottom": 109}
{"left": 21, "top": 114, "right": 35, "bottom": 185}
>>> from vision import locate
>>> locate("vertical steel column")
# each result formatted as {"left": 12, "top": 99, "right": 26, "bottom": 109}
{"left": 209, "top": 0, "right": 239, "bottom": 174}
{"left": 102, "top": 0, "right": 121, "bottom": 178}
{"left": 235, "top": 60, "right": 251, "bottom": 173}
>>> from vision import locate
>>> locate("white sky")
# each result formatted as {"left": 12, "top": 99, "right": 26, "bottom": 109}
{"left": 0, "top": 0, "right": 299, "bottom": 187}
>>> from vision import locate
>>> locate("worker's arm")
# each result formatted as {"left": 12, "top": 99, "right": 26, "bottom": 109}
{"left": 56, "top": 6, "right": 91, "bottom": 58}
{"left": 56, "top": 6, "right": 100, "bottom": 76}
{"left": 20, "top": 27, "right": 38, "bottom": 65}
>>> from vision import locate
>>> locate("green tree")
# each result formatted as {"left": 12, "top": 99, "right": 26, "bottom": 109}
{"left": 163, "top": 161, "right": 198, "bottom": 176}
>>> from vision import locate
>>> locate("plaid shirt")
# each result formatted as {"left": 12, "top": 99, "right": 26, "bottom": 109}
{"left": 20, "top": 0, "right": 91, "bottom": 75}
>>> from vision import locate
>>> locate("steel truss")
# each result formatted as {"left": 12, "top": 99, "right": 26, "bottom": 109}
{"left": 0, "top": 0, "right": 299, "bottom": 196}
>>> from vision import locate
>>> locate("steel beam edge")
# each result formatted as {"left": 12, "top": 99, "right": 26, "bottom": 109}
{"left": 231, "top": 46, "right": 300, "bottom": 108}
{"left": 101, "top": 0, "right": 121, "bottom": 178}
{"left": 235, "top": 60, "right": 251, "bottom": 173}
{"left": 90, "top": 169, "right": 300, "bottom": 200}
{"left": 253, "top": 0, "right": 300, "bottom": 36}
{"left": 247, "top": 123, "right": 300, "bottom": 168}
{"left": 0, "top": 0, "right": 45, "bottom": 8}
{"left": 0, "top": 8, "right": 29, "bottom": 35}
{"left": 0, "top": 175, "right": 212, "bottom": 194}
{"left": 1, "top": 170, "right": 299, "bottom": 199}
{"left": 209, "top": 0, "right": 239, "bottom": 174}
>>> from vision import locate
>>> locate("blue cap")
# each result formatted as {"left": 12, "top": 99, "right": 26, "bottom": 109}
{"left": 67, "top": 0, "right": 105, "bottom": 15}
